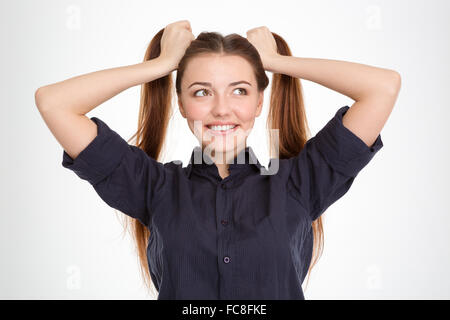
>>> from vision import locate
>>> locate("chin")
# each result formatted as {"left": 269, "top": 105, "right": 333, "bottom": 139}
{"left": 203, "top": 143, "right": 233, "bottom": 153}
{"left": 203, "top": 139, "right": 246, "bottom": 157}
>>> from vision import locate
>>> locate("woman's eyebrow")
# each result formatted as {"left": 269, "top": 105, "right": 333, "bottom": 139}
{"left": 188, "top": 80, "right": 252, "bottom": 89}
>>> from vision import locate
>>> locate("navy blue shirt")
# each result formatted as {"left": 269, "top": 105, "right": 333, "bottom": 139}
{"left": 62, "top": 105, "right": 383, "bottom": 299}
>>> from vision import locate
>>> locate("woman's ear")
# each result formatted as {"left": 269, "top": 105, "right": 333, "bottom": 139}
{"left": 178, "top": 98, "right": 186, "bottom": 118}
{"left": 255, "top": 91, "right": 264, "bottom": 117}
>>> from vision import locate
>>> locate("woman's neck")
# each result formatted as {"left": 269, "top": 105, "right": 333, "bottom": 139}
{"left": 205, "top": 144, "right": 247, "bottom": 180}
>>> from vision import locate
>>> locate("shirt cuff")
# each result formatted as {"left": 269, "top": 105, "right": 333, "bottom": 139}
{"left": 61, "top": 117, "right": 130, "bottom": 185}
{"left": 314, "top": 105, "right": 384, "bottom": 178}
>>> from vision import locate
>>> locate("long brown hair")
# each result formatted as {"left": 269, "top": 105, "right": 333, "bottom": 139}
{"left": 117, "top": 28, "right": 324, "bottom": 297}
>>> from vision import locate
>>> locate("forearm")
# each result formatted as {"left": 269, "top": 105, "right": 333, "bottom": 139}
{"left": 267, "top": 55, "right": 400, "bottom": 101}
{"left": 35, "top": 57, "right": 174, "bottom": 115}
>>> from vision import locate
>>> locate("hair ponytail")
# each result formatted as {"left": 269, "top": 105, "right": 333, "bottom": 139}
{"left": 117, "top": 27, "right": 175, "bottom": 298}
{"left": 269, "top": 32, "right": 324, "bottom": 291}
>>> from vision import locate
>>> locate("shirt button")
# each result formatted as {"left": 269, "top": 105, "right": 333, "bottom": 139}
{"left": 223, "top": 256, "right": 231, "bottom": 264}
{"left": 221, "top": 220, "right": 228, "bottom": 226}
{"left": 220, "top": 183, "right": 226, "bottom": 189}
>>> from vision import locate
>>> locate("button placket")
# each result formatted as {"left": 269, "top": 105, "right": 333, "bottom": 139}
{"left": 216, "top": 180, "right": 233, "bottom": 298}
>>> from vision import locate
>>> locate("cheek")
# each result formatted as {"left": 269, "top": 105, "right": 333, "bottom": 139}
{"left": 182, "top": 104, "right": 208, "bottom": 137}
{"left": 234, "top": 106, "right": 257, "bottom": 126}
{"left": 183, "top": 104, "right": 209, "bottom": 128}
{"left": 184, "top": 103, "right": 206, "bottom": 118}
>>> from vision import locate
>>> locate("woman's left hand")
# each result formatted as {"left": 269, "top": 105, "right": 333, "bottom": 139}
{"left": 246, "top": 26, "right": 279, "bottom": 71}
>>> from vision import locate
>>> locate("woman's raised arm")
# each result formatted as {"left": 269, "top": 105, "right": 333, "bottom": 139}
{"left": 266, "top": 55, "right": 401, "bottom": 148}
{"left": 34, "top": 57, "right": 175, "bottom": 160}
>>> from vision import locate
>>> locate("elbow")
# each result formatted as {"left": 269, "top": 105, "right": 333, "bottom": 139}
{"left": 384, "top": 70, "right": 402, "bottom": 97}
{"left": 35, "top": 86, "right": 46, "bottom": 110}
{"left": 362, "top": 70, "right": 401, "bottom": 105}
{"left": 35, "top": 86, "right": 53, "bottom": 113}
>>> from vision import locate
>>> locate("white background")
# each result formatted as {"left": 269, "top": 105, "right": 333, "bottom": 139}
{"left": 1, "top": 0, "right": 449, "bottom": 299}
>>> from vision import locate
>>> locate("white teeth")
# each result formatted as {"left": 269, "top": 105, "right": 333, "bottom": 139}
{"left": 208, "top": 124, "right": 236, "bottom": 131}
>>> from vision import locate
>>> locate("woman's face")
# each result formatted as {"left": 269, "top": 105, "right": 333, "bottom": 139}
{"left": 178, "top": 54, "right": 263, "bottom": 162}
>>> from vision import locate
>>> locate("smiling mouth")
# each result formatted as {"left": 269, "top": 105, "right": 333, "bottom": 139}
{"left": 205, "top": 124, "right": 240, "bottom": 135}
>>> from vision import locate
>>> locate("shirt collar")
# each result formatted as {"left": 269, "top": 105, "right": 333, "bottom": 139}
{"left": 185, "top": 146, "right": 264, "bottom": 179}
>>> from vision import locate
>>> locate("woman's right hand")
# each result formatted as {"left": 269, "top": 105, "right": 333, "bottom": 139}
{"left": 160, "top": 20, "right": 195, "bottom": 71}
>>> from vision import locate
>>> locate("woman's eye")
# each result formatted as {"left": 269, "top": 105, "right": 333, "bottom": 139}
{"left": 194, "top": 89, "right": 209, "bottom": 97}
{"left": 233, "top": 88, "right": 247, "bottom": 95}
{"left": 193, "top": 88, "right": 247, "bottom": 97}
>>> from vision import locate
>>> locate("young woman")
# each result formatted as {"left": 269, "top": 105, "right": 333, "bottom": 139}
{"left": 35, "top": 20, "right": 401, "bottom": 300}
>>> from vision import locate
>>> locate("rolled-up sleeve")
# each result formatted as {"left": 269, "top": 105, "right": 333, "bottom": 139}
{"left": 62, "top": 117, "right": 167, "bottom": 227}
{"left": 288, "top": 106, "right": 384, "bottom": 222}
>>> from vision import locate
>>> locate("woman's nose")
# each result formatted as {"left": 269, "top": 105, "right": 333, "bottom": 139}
{"left": 211, "top": 96, "right": 232, "bottom": 116}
